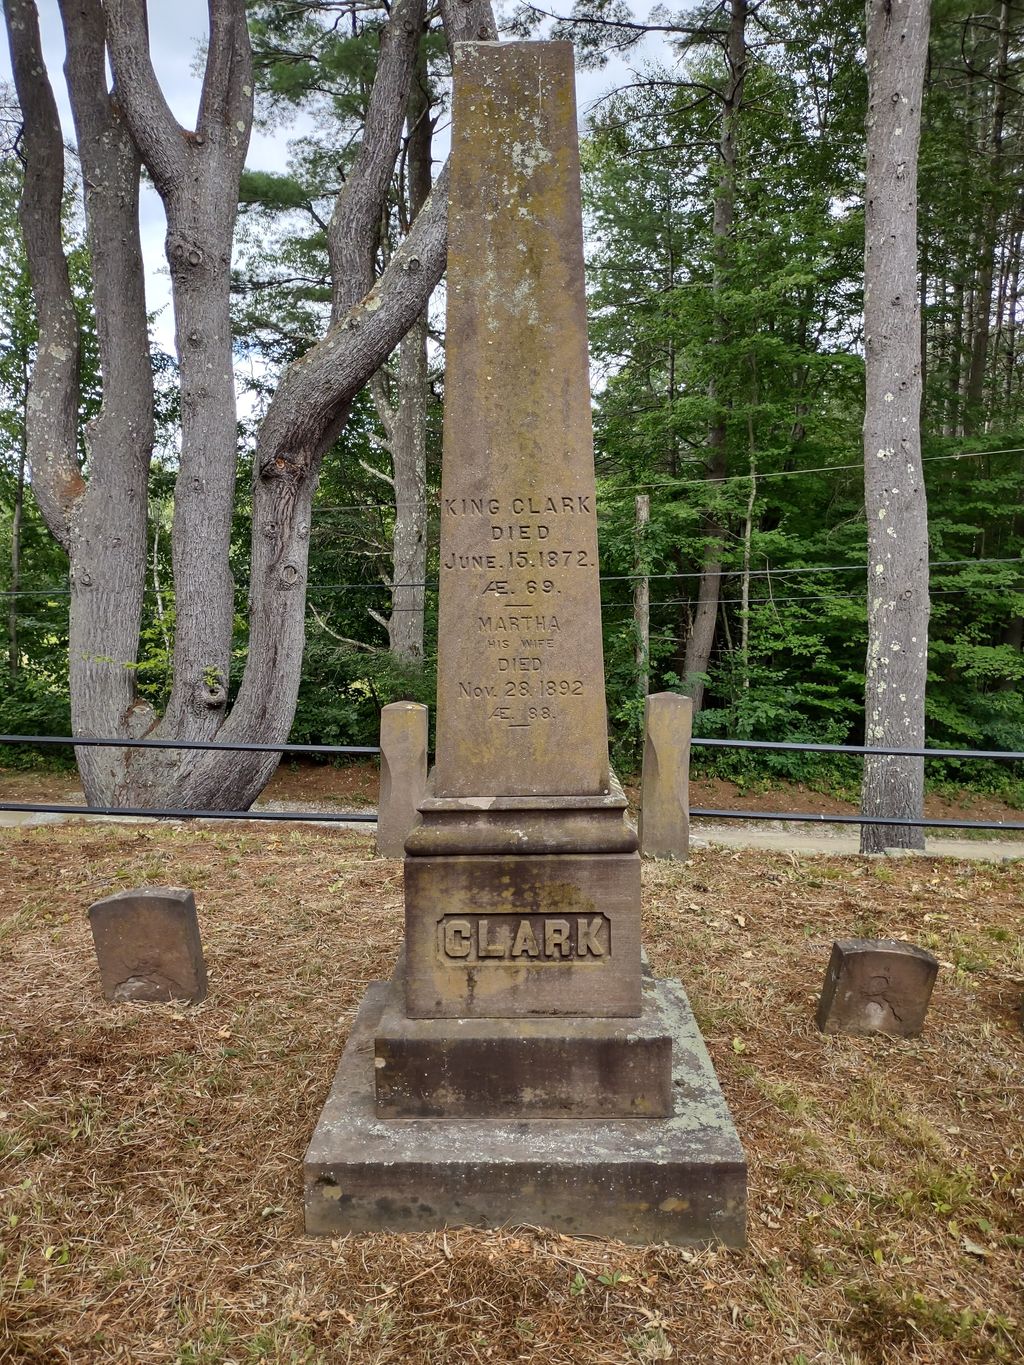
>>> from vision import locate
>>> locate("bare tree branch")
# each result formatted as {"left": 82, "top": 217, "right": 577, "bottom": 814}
{"left": 329, "top": 0, "right": 427, "bottom": 318}
{"left": 3, "top": 0, "right": 82, "bottom": 551}
{"left": 199, "top": 0, "right": 253, "bottom": 137}
{"left": 103, "top": 0, "right": 188, "bottom": 192}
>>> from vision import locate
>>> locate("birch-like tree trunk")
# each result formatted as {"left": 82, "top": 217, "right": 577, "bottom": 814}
{"left": 4, "top": 0, "right": 497, "bottom": 809}
{"left": 633, "top": 494, "right": 649, "bottom": 695}
{"left": 860, "top": 0, "right": 931, "bottom": 854}
{"left": 681, "top": 0, "right": 746, "bottom": 713}
{"left": 383, "top": 38, "right": 433, "bottom": 665}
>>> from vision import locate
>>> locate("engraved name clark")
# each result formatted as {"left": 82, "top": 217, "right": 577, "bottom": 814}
{"left": 439, "top": 913, "right": 610, "bottom": 963}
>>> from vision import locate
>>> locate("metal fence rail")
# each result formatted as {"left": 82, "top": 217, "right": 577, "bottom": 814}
{"left": 690, "top": 737, "right": 1024, "bottom": 761}
{"left": 1, "top": 731, "right": 1021, "bottom": 834}
{"left": 0, "top": 800, "right": 375, "bottom": 824}
{"left": 688, "top": 808, "right": 1024, "bottom": 832}
{"left": 0, "top": 733, "right": 380, "bottom": 826}
{"left": 0, "top": 734, "right": 380, "bottom": 756}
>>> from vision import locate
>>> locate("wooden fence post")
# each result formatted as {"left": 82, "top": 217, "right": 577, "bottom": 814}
{"left": 639, "top": 692, "right": 693, "bottom": 860}
{"left": 376, "top": 702, "right": 428, "bottom": 858}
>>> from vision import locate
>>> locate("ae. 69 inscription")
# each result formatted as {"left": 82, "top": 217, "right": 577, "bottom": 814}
{"left": 432, "top": 42, "right": 610, "bottom": 799}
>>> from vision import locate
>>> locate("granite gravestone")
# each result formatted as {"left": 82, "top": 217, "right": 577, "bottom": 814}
{"left": 89, "top": 887, "right": 207, "bottom": 1004}
{"left": 304, "top": 40, "right": 746, "bottom": 1246}
{"left": 817, "top": 939, "right": 939, "bottom": 1037}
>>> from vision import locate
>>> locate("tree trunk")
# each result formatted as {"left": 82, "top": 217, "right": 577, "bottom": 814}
{"left": 682, "top": 0, "right": 746, "bottom": 714}
{"left": 1003, "top": 201, "right": 1022, "bottom": 407}
{"left": 633, "top": 494, "right": 650, "bottom": 694}
{"left": 860, "top": 0, "right": 931, "bottom": 854}
{"left": 7, "top": 383, "right": 25, "bottom": 674}
{"left": 739, "top": 413, "right": 757, "bottom": 698}
{"left": 387, "top": 37, "right": 433, "bottom": 665}
{"left": 964, "top": 0, "right": 1009, "bottom": 434}
{"left": 947, "top": 271, "right": 964, "bottom": 436}
{"left": 58, "top": 0, "right": 157, "bottom": 802}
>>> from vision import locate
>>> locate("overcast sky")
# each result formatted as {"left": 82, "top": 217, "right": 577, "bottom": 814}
{"left": 1, "top": 3, "right": 665, "bottom": 359}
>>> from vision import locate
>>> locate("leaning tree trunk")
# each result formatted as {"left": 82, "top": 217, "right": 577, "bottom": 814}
{"left": 386, "top": 37, "right": 433, "bottom": 665}
{"left": 860, "top": 0, "right": 931, "bottom": 854}
{"left": 682, "top": 0, "right": 746, "bottom": 713}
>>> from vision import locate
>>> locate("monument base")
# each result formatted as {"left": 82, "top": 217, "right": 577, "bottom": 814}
{"left": 375, "top": 966, "right": 673, "bottom": 1117}
{"left": 304, "top": 977, "right": 746, "bottom": 1247}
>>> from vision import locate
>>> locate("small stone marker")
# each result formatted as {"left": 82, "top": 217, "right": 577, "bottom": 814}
{"left": 816, "top": 938, "right": 938, "bottom": 1037}
{"left": 88, "top": 887, "right": 207, "bottom": 1005}
{"left": 376, "top": 702, "right": 429, "bottom": 858}
{"left": 639, "top": 692, "right": 693, "bottom": 860}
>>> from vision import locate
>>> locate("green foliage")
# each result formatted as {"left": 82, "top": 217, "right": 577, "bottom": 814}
{"left": 290, "top": 639, "right": 435, "bottom": 748}
{"left": 581, "top": 4, "right": 1023, "bottom": 792}
{"left": 4, "top": 5, "right": 1023, "bottom": 812}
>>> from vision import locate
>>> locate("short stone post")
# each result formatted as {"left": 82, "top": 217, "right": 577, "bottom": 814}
{"left": 638, "top": 692, "right": 693, "bottom": 860}
{"left": 88, "top": 887, "right": 207, "bottom": 1004}
{"left": 376, "top": 702, "right": 429, "bottom": 858}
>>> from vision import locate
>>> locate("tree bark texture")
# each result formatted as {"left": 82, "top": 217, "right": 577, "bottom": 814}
{"left": 633, "top": 494, "right": 650, "bottom": 694}
{"left": 682, "top": 0, "right": 746, "bottom": 714}
{"left": 5, "top": 0, "right": 497, "bottom": 810}
{"left": 58, "top": 0, "right": 156, "bottom": 800}
{"left": 964, "top": 0, "right": 1010, "bottom": 433}
{"left": 860, "top": 0, "right": 931, "bottom": 854}
{"left": 4, "top": 0, "right": 83, "bottom": 553}
{"left": 386, "top": 36, "right": 433, "bottom": 665}
{"left": 8, "top": 388, "right": 25, "bottom": 674}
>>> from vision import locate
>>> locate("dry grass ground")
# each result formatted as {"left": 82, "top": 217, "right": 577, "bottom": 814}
{"left": 0, "top": 822, "right": 1021, "bottom": 1365}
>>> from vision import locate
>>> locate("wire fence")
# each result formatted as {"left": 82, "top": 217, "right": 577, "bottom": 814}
{"left": 1, "top": 731, "right": 1022, "bottom": 833}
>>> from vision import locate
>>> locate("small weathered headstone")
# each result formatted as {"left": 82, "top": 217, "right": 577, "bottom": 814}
{"left": 639, "top": 692, "right": 693, "bottom": 860}
{"left": 376, "top": 702, "right": 429, "bottom": 858}
{"left": 816, "top": 938, "right": 938, "bottom": 1037}
{"left": 88, "top": 887, "right": 207, "bottom": 1004}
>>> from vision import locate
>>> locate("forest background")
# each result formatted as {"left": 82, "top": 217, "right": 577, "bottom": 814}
{"left": 0, "top": 0, "right": 1022, "bottom": 803}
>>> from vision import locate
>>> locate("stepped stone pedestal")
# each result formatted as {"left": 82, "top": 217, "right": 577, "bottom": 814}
{"left": 303, "top": 40, "right": 745, "bottom": 1247}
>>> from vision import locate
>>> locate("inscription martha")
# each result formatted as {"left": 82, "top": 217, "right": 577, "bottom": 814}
{"left": 435, "top": 477, "right": 604, "bottom": 789}
{"left": 439, "top": 913, "right": 610, "bottom": 962}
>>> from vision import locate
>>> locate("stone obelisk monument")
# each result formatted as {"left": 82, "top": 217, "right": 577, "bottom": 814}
{"left": 304, "top": 41, "right": 746, "bottom": 1246}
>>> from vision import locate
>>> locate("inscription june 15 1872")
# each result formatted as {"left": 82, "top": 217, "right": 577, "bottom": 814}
{"left": 441, "top": 490, "right": 595, "bottom": 730}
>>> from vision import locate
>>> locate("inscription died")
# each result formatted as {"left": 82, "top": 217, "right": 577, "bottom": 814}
{"left": 439, "top": 913, "right": 610, "bottom": 963}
